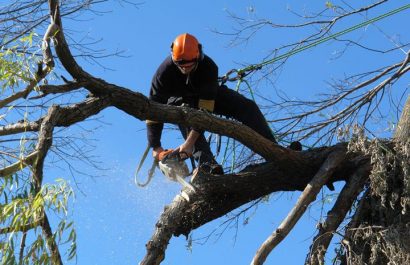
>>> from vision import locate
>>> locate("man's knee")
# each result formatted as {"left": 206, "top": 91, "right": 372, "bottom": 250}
{"left": 244, "top": 97, "right": 259, "bottom": 111}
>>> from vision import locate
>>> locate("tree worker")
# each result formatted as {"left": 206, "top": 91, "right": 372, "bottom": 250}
{"left": 146, "top": 33, "right": 291, "bottom": 175}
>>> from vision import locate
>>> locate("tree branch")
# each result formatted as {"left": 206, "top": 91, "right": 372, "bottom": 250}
{"left": 251, "top": 149, "right": 346, "bottom": 265}
{"left": 31, "top": 81, "right": 88, "bottom": 99}
{"left": 0, "top": 96, "right": 109, "bottom": 137}
{"left": 0, "top": 66, "right": 51, "bottom": 109}
{"left": 19, "top": 232, "right": 27, "bottom": 265}
{"left": 0, "top": 219, "right": 43, "bottom": 234}
{"left": 305, "top": 162, "right": 370, "bottom": 265}
{"left": 41, "top": 213, "right": 63, "bottom": 265}
{"left": 0, "top": 151, "right": 39, "bottom": 178}
{"left": 140, "top": 143, "right": 371, "bottom": 264}
{"left": 31, "top": 105, "right": 62, "bottom": 264}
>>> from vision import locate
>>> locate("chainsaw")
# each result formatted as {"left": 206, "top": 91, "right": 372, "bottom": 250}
{"left": 134, "top": 146, "right": 196, "bottom": 194}
{"left": 158, "top": 148, "right": 196, "bottom": 192}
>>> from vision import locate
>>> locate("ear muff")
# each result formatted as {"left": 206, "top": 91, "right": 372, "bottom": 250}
{"left": 198, "top": 43, "right": 204, "bottom": 61}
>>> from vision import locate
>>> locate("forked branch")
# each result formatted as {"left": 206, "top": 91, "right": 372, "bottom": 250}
{"left": 305, "top": 162, "right": 370, "bottom": 265}
{"left": 251, "top": 149, "right": 346, "bottom": 265}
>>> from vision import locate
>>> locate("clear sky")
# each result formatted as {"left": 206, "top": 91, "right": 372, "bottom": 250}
{"left": 39, "top": 1, "right": 410, "bottom": 264}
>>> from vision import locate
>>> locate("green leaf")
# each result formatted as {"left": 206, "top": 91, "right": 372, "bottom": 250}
{"left": 326, "top": 1, "right": 334, "bottom": 8}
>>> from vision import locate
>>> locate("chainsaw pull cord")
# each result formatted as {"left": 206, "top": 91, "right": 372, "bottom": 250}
{"left": 134, "top": 144, "right": 157, "bottom": 187}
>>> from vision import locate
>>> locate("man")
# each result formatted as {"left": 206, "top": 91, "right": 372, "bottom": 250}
{"left": 146, "top": 33, "right": 279, "bottom": 174}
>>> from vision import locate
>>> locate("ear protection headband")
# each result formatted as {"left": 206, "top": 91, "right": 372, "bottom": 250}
{"left": 198, "top": 43, "right": 204, "bottom": 61}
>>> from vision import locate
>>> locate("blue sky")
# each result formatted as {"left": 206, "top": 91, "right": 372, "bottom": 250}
{"left": 37, "top": 1, "right": 410, "bottom": 264}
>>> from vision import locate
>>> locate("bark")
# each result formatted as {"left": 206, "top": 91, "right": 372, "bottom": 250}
{"left": 141, "top": 144, "right": 371, "bottom": 265}
{"left": 394, "top": 95, "right": 410, "bottom": 142}
{"left": 31, "top": 106, "right": 63, "bottom": 264}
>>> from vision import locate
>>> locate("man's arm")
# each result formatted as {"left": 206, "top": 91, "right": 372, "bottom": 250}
{"left": 147, "top": 63, "right": 171, "bottom": 157}
{"left": 178, "top": 130, "right": 200, "bottom": 158}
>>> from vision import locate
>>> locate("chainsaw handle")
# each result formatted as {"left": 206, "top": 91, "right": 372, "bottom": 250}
{"left": 169, "top": 148, "right": 189, "bottom": 161}
{"left": 178, "top": 151, "right": 190, "bottom": 161}
{"left": 157, "top": 149, "right": 173, "bottom": 161}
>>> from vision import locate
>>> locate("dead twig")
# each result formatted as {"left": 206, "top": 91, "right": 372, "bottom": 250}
{"left": 251, "top": 149, "right": 346, "bottom": 265}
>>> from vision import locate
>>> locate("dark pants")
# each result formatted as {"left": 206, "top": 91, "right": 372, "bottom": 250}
{"left": 168, "top": 85, "right": 276, "bottom": 165}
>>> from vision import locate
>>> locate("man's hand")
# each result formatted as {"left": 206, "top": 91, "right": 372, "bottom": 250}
{"left": 153, "top": 147, "right": 171, "bottom": 161}
{"left": 178, "top": 142, "right": 194, "bottom": 159}
{"left": 152, "top": 146, "right": 163, "bottom": 158}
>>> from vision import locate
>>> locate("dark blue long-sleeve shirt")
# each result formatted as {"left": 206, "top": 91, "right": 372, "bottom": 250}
{"left": 147, "top": 55, "right": 219, "bottom": 148}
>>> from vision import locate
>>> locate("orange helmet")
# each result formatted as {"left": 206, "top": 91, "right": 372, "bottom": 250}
{"left": 171, "top": 33, "right": 201, "bottom": 63}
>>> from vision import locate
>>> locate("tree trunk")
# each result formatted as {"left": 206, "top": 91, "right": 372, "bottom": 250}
{"left": 342, "top": 95, "right": 410, "bottom": 265}
{"left": 394, "top": 95, "right": 410, "bottom": 141}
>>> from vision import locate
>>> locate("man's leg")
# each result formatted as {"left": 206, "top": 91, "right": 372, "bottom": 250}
{"left": 168, "top": 97, "right": 223, "bottom": 174}
{"left": 214, "top": 85, "right": 277, "bottom": 143}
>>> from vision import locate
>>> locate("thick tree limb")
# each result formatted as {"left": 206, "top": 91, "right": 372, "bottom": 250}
{"left": 140, "top": 194, "right": 189, "bottom": 265}
{"left": 42, "top": 8, "right": 58, "bottom": 68}
{"left": 0, "top": 120, "right": 41, "bottom": 137}
{"left": 32, "top": 105, "right": 60, "bottom": 189}
{"left": 31, "top": 105, "right": 62, "bottom": 264}
{"left": 140, "top": 144, "right": 372, "bottom": 264}
{"left": 251, "top": 149, "right": 346, "bottom": 265}
{"left": 0, "top": 96, "right": 109, "bottom": 137}
{"left": 41, "top": 213, "right": 63, "bottom": 265}
{"left": 305, "top": 162, "right": 370, "bottom": 265}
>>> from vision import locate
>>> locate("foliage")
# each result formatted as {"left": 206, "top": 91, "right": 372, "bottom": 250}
{"left": 0, "top": 178, "right": 76, "bottom": 264}
{"left": 1, "top": 31, "right": 77, "bottom": 264}
{"left": 0, "top": 32, "right": 39, "bottom": 93}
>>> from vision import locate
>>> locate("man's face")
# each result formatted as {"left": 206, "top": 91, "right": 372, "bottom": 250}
{"left": 175, "top": 61, "right": 197, "bottom": 75}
